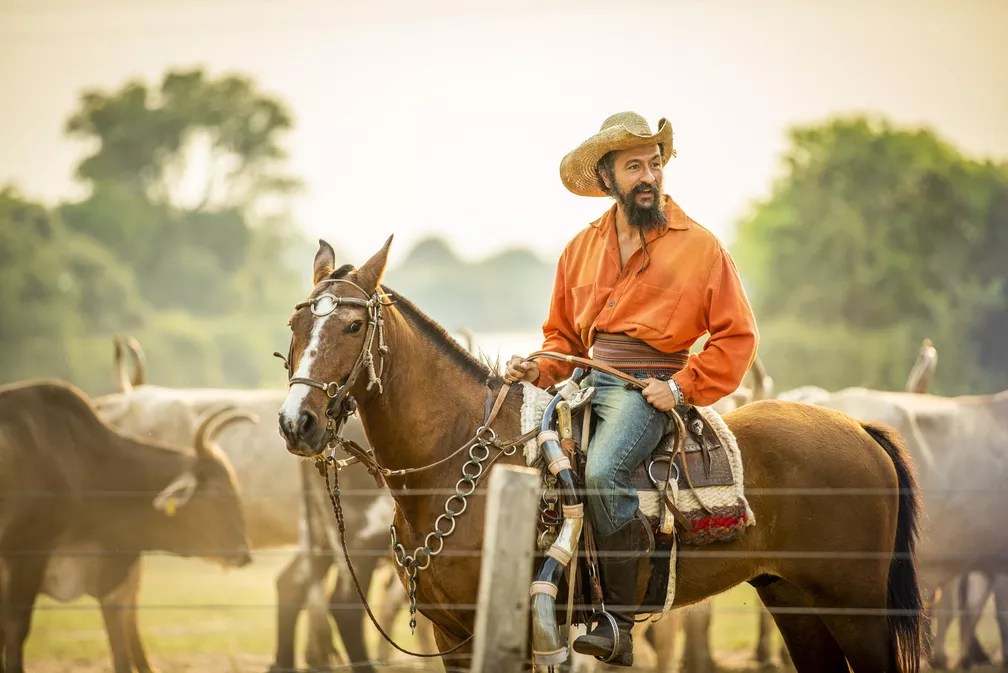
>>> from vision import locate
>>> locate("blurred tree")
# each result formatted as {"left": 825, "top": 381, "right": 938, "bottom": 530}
{"left": 65, "top": 69, "right": 299, "bottom": 214}
{"left": 6, "top": 67, "right": 315, "bottom": 392}
{"left": 733, "top": 117, "right": 1008, "bottom": 394}
{"left": 60, "top": 68, "right": 302, "bottom": 315}
{"left": 0, "top": 187, "right": 145, "bottom": 389}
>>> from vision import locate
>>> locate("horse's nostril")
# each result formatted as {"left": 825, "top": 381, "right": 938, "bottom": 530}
{"left": 297, "top": 411, "right": 316, "bottom": 437}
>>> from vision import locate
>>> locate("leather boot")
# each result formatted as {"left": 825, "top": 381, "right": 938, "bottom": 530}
{"left": 572, "top": 515, "right": 652, "bottom": 666}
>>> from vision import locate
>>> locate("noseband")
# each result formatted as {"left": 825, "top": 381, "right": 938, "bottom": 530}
{"left": 276, "top": 278, "right": 393, "bottom": 449}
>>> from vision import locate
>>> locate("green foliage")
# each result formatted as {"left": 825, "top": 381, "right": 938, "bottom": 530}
{"left": 0, "top": 68, "right": 308, "bottom": 394}
{"left": 66, "top": 69, "right": 298, "bottom": 211}
{"left": 733, "top": 117, "right": 1008, "bottom": 395}
{"left": 0, "top": 188, "right": 145, "bottom": 388}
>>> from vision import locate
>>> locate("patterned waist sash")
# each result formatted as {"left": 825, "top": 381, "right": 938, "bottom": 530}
{"left": 591, "top": 332, "right": 689, "bottom": 377}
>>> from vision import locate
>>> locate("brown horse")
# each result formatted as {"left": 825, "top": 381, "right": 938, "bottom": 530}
{"left": 277, "top": 238, "right": 923, "bottom": 673}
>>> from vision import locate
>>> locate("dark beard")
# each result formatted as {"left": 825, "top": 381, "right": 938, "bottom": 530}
{"left": 614, "top": 182, "right": 667, "bottom": 231}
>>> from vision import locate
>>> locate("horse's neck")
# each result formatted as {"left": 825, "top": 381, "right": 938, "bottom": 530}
{"left": 357, "top": 312, "right": 491, "bottom": 485}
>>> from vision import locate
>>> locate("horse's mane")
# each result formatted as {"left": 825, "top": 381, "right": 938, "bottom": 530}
{"left": 326, "top": 264, "right": 500, "bottom": 384}
{"left": 383, "top": 286, "right": 500, "bottom": 384}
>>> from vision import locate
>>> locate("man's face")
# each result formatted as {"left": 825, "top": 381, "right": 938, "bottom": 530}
{"left": 603, "top": 145, "right": 667, "bottom": 230}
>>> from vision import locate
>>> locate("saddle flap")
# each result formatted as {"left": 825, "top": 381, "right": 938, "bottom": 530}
{"left": 682, "top": 406, "right": 723, "bottom": 455}
{"left": 632, "top": 408, "right": 733, "bottom": 491}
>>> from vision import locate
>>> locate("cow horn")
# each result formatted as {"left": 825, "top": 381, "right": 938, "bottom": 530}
{"left": 113, "top": 336, "right": 133, "bottom": 394}
{"left": 193, "top": 406, "right": 259, "bottom": 459}
{"left": 905, "top": 338, "right": 938, "bottom": 394}
{"left": 124, "top": 336, "right": 148, "bottom": 387}
{"left": 750, "top": 355, "right": 775, "bottom": 402}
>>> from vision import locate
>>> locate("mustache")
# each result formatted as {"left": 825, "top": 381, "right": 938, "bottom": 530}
{"left": 631, "top": 183, "right": 658, "bottom": 197}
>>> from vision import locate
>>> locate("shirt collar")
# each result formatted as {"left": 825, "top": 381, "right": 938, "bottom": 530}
{"left": 589, "top": 195, "right": 691, "bottom": 236}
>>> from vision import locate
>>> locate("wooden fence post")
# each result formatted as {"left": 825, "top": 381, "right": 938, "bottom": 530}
{"left": 471, "top": 464, "right": 540, "bottom": 673}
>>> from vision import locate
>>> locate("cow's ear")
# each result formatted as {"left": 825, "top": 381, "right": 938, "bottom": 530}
{"left": 312, "top": 239, "right": 337, "bottom": 286}
{"left": 153, "top": 471, "right": 198, "bottom": 516}
{"left": 355, "top": 235, "right": 393, "bottom": 292}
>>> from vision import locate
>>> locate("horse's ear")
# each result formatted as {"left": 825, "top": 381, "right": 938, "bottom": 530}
{"left": 312, "top": 239, "right": 337, "bottom": 285}
{"left": 356, "top": 235, "right": 393, "bottom": 291}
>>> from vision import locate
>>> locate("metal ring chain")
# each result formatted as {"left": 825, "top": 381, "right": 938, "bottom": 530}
{"left": 390, "top": 429, "right": 497, "bottom": 631}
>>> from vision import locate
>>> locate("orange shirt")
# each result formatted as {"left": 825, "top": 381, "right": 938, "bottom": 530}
{"left": 537, "top": 196, "right": 758, "bottom": 407}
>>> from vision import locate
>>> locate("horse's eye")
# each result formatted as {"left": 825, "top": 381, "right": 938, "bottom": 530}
{"left": 347, "top": 320, "right": 363, "bottom": 334}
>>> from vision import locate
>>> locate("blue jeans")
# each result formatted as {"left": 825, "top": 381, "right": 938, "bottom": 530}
{"left": 583, "top": 371, "right": 668, "bottom": 536}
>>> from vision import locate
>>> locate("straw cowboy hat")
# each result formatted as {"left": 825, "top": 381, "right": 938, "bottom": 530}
{"left": 560, "top": 112, "right": 675, "bottom": 197}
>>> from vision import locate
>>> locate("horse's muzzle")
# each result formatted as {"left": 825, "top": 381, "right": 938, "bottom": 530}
{"left": 277, "top": 408, "right": 327, "bottom": 457}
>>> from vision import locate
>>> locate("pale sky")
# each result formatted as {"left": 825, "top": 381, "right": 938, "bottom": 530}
{"left": 2, "top": 0, "right": 1006, "bottom": 265}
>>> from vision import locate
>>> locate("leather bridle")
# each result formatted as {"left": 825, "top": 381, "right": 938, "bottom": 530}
{"left": 275, "top": 278, "right": 393, "bottom": 453}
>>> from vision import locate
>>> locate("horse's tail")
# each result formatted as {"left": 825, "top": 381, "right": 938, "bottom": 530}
{"left": 863, "top": 422, "right": 923, "bottom": 673}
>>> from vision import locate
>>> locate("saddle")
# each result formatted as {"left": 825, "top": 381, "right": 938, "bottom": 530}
{"left": 631, "top": 405, "right": 733, "bottom": 493}
{"left": 538, "top": 387, "right": 743, "bottom": 617}
{"left": 557, "top": 395, "right": 734, "bottom": 537}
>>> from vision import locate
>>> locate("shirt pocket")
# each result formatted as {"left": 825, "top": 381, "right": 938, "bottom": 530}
{"left": 623, "top": 282, "right": 683, "bottom": 338}
{"left": 570, "top": 283, "right": 599, "bottom": 331}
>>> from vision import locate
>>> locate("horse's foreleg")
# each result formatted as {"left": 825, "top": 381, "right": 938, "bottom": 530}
{"left": 431, "top": 623, "right": 473, "bottom": 672}
{"left": 756, "top": 580, "right": 848, "bottom": 673}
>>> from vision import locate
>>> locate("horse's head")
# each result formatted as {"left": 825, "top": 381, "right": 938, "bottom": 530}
{"left": 278, "top": 236, "right": 392, "bottom": 457}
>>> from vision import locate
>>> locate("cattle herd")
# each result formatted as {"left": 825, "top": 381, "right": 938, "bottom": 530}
{"left": 0, "top": 336, "right": 1005, "bottom": 672}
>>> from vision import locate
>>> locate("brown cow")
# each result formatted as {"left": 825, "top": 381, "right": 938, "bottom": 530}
{"left": 0, "top": 380, "right": 251, "bottom": 673}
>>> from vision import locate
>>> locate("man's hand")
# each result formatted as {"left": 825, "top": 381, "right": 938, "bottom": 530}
{"left": 641, "top": 377, "right": 679, "bottom": 412}
{"left": 504, "top": 355, "right": 540, "bottom": 384}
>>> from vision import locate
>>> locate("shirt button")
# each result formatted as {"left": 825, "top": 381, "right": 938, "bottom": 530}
{"left": 608, "top": 301, "right": 615, "bottom": 308}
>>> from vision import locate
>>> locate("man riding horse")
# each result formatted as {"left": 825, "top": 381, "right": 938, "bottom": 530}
{"left": 504, "top": 111, "right": 759, "bottom": 665}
